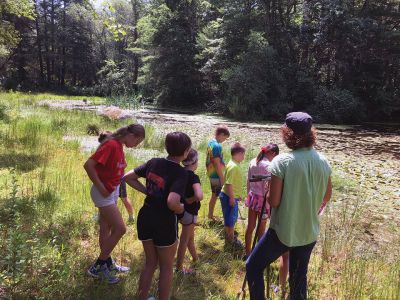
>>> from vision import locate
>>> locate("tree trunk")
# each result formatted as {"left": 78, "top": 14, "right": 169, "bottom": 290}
{"left": 50, "top": 0, "right": 56, "bottom": 84}
{"left": 131, "top": 0, "right": 140, "bottom": 87}
{"left": 43, "top": 0, "right": 51, "bottom": 84}
{"left": 34, "top": 1, "right": 44, "bottom": 82}
{"left": 60, "top": 0, "right": 66, "bottom": 86}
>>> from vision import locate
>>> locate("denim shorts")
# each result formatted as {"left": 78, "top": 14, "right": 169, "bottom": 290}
{"left": 90, "top": 185, "right": 119, "bottom": 208}
{"left": 219, "top": 192, "right": 239, "bottom": 227}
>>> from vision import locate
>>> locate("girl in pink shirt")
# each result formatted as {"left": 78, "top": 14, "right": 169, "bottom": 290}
{"left": 244, "top": 143, "right": 289, "bottom": 295}
{"left": 245, "top": 144, "right": 279, "bottom": 257}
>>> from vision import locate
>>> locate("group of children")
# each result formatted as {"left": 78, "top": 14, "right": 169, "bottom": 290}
{"left": 84, "top": 124, "right": 288, "bottom": 299}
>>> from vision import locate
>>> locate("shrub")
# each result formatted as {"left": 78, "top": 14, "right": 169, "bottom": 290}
{"left": 309, "top": 87, "right": 365, "bottom": 123}
{"left": 86, "top": 123, "right": 100, "bottom": 136}
{"left": 222, "top": 31, "right": 289, "bottom": 120}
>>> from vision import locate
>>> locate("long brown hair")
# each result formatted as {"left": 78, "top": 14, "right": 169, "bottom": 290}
{"left": 98, "top": 130, "right": 112, "bottom": 144}
{"left": 182, "top": 148, "right": 198, "bottom": 166}
{"left": 112, "top": 124, "right": 145, "bottom": 140}
{"left": 256, "top": 143, "right": 279, "bottom": 164}
{"left": 281, "top": 125, "right": 316, "bottom": 150}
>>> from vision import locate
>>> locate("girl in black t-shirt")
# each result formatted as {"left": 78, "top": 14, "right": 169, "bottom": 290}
{"left": 124, "top": 132, "right": 191, "bottom": 300}
{"left": 176, "top": 149, "right": 203, "bottom": 274}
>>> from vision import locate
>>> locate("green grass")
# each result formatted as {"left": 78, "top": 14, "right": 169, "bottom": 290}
{"left": 0, "top": 90, "right": 104, "bottom": 103}
{"left": 0, "top": 92, "right": 399, "bottom": 299}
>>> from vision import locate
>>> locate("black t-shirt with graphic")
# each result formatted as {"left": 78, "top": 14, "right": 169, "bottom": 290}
{"left": 183, "top": 170, "right": 201, "bottom": 215}
{"left": 134, "top": 158, "right": 188, "bottom": 214}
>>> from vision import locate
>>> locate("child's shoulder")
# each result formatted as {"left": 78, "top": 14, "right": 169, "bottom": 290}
{"left": 104, "top": 139, "right": 120, "bottom": 147}
{"left": 227, "top": 160, "right": 239, "bottom": 170}
{"left": 249, "top": 158, "right": 258, "bottom": 166}
{"left": 186, "top": 170, "right": 200, "bottom": 181}
{"left": 97, "top": 139, "right": 120, "bottom": 151}
{"left": 208, "top": 138, "right": 220, "bottom": 147}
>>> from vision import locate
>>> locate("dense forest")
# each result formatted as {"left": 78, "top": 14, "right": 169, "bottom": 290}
{"left": 0, "top": 0, "right": 399, "bottom": 123}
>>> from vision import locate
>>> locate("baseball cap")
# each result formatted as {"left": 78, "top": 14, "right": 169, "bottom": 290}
{"left": 285, "top": 112, "right": 313, "bottom": 134}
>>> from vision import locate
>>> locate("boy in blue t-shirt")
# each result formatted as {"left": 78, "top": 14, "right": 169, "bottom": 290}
{"left": 205, "top": 125, "right": 230, "bottom": 220}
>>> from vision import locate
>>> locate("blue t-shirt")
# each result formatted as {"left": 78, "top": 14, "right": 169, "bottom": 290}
{"left": 206, "top": 139, "right": 225, "bottom": 179}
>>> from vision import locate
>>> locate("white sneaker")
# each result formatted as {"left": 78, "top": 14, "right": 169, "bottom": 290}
{"left": 109, "top": 259, "right": 130, "bottom": 273}
{"left": 87, "top": 263, "right": 120, "bottom": 284}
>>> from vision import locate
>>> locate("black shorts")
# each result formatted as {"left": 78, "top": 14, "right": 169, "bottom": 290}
{"left": 137, "top": 205, "right": 178, "bottom": 247}
{"left": 119, "top": 181, "right": 127, "bottom": 198}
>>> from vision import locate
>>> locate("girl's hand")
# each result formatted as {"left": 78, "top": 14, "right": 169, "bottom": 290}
{"left": 99, "top": 187, "right": 111, "bottom": 198}
{"left": 229, "top": 197, "right": 235, "bottom": 207}
{"left": 175, "top": 203, "right": 184, "bottom": 214}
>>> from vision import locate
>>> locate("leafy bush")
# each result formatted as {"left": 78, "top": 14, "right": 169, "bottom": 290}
{"left": 96, "top": 60, "right": 138, "bottom": 96}
{"left": 86, "top": 123, "right": 100, "bottom": 136}
{"left": 0, "top": 104, "right": 9, "bottom": 122}
{"left": 309, "top": 87, "right": 365, "bottom": 123}
{"left": 222, "top": 31, "right": 290, "bottom": 120}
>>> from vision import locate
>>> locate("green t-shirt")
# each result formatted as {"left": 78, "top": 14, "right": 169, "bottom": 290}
{"left": 269, "top": 148, "right": 331, "bottom": 247}
{"left": 222, "top": 160, "right": 242, "bottom": 198}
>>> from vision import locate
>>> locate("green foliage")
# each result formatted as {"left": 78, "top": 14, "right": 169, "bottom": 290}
{"left": 96, "top": 59, "right": 136, "bottom": 96}
{"left": 309, "top": 87, "right": 365, "bottom": 123}
{"left": 146, "top": 1, "right": 205, "bottom": 107}
{"left": 1, "top": 0, "right": 400, "bottom": 123}
{"left": 221, "top": 32, "right": 290, "bottom": 120}
{"left": 0, "top": 0, "right": 34, "bottom": 58}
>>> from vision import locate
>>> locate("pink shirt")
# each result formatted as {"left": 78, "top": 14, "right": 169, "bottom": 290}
{"left": 247, "top": 158, "right": 271, "bottom": 196}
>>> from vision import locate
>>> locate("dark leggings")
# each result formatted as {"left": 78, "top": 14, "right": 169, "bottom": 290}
{"left": 246, "top": 228, "right": 316, "bottom": 300}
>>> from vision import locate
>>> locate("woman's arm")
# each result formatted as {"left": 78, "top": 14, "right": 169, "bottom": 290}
{"left": 319, "top": 177, "right": 332, "bottom": 215}
{"left": 84, "top": 159, "right": 109, "bottom": 197}
{"left": 123, "top": 170, "right": 147, "bottom": 195}
{"left": 268, "top": 175, "right": 283, "bottom": 208}
{"left": 167, "top": 192, "right": 184, "bottom": 214}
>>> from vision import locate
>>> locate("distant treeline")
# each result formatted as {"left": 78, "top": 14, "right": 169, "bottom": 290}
{"left": 1, "top": 0, "right": 399, "bottom": 123}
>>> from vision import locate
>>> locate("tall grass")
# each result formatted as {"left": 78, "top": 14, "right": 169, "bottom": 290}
{"left": 0, "top": 92, "right": 398, "bottom": 299}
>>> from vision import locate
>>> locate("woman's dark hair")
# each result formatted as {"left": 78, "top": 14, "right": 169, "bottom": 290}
{"left": 231, "top": 142, "right": 245, "bottom": 156}
{"left": 256, "top": 143, "right": 279, "bottom": 164}
{"left": 112, "top": 124, "right": 145, "bottom": 140}
{"left": 165, "top": 132, "right": 192, "bottom": 156}
{"left": 281, "top": 125, "right": 316, "bottom": 150}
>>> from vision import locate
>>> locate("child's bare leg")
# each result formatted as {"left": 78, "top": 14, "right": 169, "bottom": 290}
{"left": 279, "top": 251, "right": 290, "bottom": 294}
{"left": 225, "top": 226, "right": 234, "bottom": 242}
{"left": 176, "top": 225, "right": 190, "bottom": 270}
{"left": 186, "top": 224, "right": 198, "bottom": 262}
{"left": 98, "top": 204, "right": 126, "bottom": 260}
{"left": 99, "top": 211, "right": 111, "bottom": 251}
{"left": 208, "top": 193, "right": 218, "bottom": 219}
{"left": 245, "top": 209, "right": 257, "bottom": 256}
{"left": 138, "top": 240, "right": 158, "bottom": 300}
{"left": 157, "top": 242, "right": 178, "bottom": 300}
{"left": 121, "top": 197, "right": 134, "bottom": 219}
{"left": 256, "top": 215, "right": 267, "bottom": 241}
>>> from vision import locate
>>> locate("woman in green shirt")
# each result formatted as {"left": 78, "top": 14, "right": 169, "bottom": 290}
{"left": 246, "top": 112, "right": 332, "bottom": 300}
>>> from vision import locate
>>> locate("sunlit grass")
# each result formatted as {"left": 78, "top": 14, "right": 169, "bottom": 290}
{"left": 0, "top": 93, "right": 398, "bottom": 299}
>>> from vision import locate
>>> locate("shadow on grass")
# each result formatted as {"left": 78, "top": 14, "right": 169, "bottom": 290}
{"left": 0, "top": 153, "right": 46, "bottom": 172}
